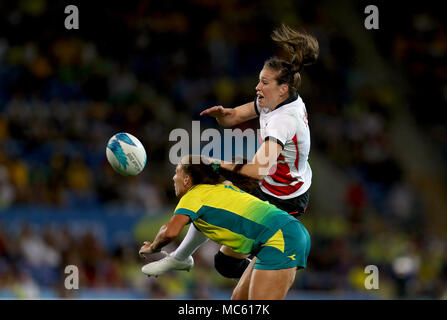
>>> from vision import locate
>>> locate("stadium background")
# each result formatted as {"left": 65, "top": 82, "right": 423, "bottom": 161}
{"left": 0, "top": 0, "right": 446, "bottom": 299}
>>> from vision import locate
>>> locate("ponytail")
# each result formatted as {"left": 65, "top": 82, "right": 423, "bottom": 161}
{"left": 264, "top": 24, "right": 319, "bottom": 93}
{"left": 272, "top": 24, "right": 319, "bottom": 72}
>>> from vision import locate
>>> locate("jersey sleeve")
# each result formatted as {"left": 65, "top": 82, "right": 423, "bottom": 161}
{"left": 173, "top": 192, "right": 203, "bottom": 221}
{"left": 264, "top": 113, "right": 296, "bottom": 147}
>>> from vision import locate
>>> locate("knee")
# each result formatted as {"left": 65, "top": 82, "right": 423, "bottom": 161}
{"left": 214, "top": 251, "right": 250, "bottom": 279}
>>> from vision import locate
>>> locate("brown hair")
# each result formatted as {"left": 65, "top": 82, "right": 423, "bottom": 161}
{"left": 264, "top": 24, "right": 319, "bottom": 94}
{"left": 181, "top": 155, "right": 260, "bottom": 193}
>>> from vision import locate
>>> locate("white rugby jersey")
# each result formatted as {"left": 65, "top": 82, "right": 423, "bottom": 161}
{"left": 254, "top": 93, "right": 312, "bottom": 199}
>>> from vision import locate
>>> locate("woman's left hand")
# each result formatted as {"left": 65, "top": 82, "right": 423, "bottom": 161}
{"left": 139, "top": 241, "right": 157, "bottom": 258}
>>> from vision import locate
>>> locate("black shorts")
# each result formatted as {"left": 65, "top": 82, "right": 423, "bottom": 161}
{"left": 251, "top": 187, "right": 310, "bottom": 218}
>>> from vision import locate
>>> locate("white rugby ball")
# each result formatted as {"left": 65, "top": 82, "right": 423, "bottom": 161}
{"left": 106, "top": 132, "right": 147, "bottom": 176}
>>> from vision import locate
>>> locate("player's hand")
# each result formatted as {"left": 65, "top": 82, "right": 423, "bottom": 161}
{"left": 200, "top": 105, "right": 234, "bottom": 118}
{"left": 202, "top": 156, "right": 222, "bottom": 165}
{"left": 139, "top": 241, "right": 157, "bottom": 259}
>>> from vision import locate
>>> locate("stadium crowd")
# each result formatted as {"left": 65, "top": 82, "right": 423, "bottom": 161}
{"left": 0, "top": 1, "right": 446, "bottom": 299}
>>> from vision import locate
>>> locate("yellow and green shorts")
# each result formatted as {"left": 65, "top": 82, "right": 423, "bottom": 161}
{"left": 254, "top": 219, "right": 311, "bottom": 270}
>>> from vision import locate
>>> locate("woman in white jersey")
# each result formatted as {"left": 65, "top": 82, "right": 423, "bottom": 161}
{"left": 141, "top": 24, "right": 319, "bottom": 282}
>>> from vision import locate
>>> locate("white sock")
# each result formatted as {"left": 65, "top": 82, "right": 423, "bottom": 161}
{"left": 173, "top": 224, "right": 209, "bottom": 261}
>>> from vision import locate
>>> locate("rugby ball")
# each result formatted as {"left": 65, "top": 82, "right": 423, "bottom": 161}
{"left": 106, "top": 132, "right": 147, "bottom": 176}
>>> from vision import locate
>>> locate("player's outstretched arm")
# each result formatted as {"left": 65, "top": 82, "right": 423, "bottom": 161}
{"left": 139, "top": 214, "right": 190, "bottom": 258}
{"left": 200, "top": 102, "right": 257, "bottom": 127}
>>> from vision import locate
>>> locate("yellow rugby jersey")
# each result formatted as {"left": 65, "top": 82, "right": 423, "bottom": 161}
{"left": 173, "top": 184, "right": 296, "bottom": 255}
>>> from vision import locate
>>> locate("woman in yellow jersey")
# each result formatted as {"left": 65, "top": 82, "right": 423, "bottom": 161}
{"left": 139, "top": 155, "right": 310, "bottom": 300}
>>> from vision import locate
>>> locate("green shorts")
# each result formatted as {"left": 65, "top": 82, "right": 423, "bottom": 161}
{"left": 254, "top": 219, "right": 311, "bottom": 270}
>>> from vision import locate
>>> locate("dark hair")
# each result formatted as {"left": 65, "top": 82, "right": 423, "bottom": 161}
{"left": 264, "top": 24, "right": 319, "bottom": 94}
{"left": 181, "top": 155, "right": 260, "bottom": 194}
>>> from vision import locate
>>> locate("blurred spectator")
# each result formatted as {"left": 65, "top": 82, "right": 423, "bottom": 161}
{"left": 0, "top": 165, "right": 15, "bottom": 208}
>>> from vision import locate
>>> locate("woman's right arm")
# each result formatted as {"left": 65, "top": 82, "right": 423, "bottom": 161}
{"left": 200, "top": 101, "right": 258, "bottom": 127}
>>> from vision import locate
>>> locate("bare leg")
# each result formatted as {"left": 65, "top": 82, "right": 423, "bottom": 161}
{"left": 231, "top": 257, "right": 257, "bottom": 300}
{"left": 248, "top": 267, "right": 296, "bottom": 300}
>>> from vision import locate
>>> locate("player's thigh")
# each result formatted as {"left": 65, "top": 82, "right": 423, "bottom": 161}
{"left": 248, "top": 267, "right": 296, "bottom": 300}
{"left": 231, "top": 257, "right": 257, "bottom": 300}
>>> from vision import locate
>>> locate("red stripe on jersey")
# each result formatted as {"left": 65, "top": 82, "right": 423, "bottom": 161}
{"left": 270, "top": 174, "right": 297, "bottom": 185}
{"left": 292, "top": 134, "right": 299, "bottom": 170}
{"left": 261, "top": 180, "right": 304, "bottom": 196}
{"left": 270, "top": 162, "right": 297, "bottom": 184}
